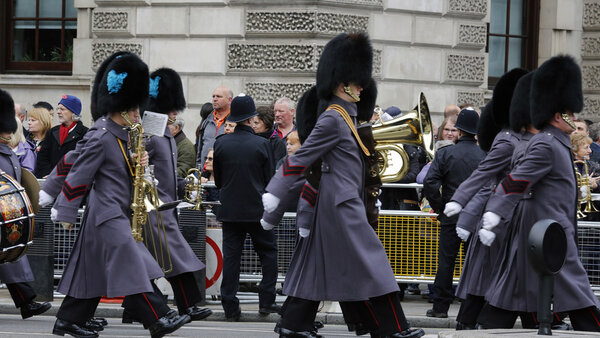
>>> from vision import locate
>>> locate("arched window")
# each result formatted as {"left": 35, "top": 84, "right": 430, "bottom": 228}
{"left": 4, "top": 0, "right": 77, "bottom": 74}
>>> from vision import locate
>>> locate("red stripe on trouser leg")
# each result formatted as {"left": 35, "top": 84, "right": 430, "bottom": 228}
{"left": 387, "top": 294, "right": 403, "bottom": 332}
{"left": 364, "top": 301, "right": 379, "bottom": 326}
{"left": 142, "top": 293, "right": 159, "bottom": 320}
{"left": 179, "top": 279, "right": 189, "bottom": 308}
{"left": 14, "top": 285, "right": 24, "bottom": 301}
{"left": 531, "top": 312, "right": 538, "bottom": 325}
{"left": 554, "top": 312, "right": 561, "bottom": 322}
{"left": 589, "top": 308, "right": 600, "bottom": 328}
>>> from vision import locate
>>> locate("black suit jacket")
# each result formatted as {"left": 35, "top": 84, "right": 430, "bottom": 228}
{"left": 213, "top": 124, "right": 274, "bottom": 222}
{"left": 34, "top": 121, "right": 88, "bottom": 178}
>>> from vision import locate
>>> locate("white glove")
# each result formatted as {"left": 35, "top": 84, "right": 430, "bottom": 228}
{"left": 482, "top": 211, "right": 501, "bottom": 231}
{"left": 375, "top": 199, "right": 382, "bottom": 211}
{"left": 51, "top": 207, "right": 58, "bottom": 222}
{"left": 260, "top": 219, "right": 274, "bottom": 231}
{"left": 581, "top": 185, "right": 589, "bottom": 199}
{"left": 39, "top": 190, "right": 53, "bottom": 208}
{"left": 262, "top": 193, "right": 280, "bottom": 213}
{"left": 299, "top": 228, "right": 310, "bottom": 238}
{"left": 479, "top": 228, "right": 496, "bottom": 246}
{"left": 444, "top": 201, "right": 463, "bottom": 217}
{"left": 456, "top": 227, "right": 470, "bottom": 241}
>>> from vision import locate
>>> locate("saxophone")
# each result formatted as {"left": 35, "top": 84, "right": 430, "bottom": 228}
{"left": 129, "top": 122, "right": 152, "bottom": 242}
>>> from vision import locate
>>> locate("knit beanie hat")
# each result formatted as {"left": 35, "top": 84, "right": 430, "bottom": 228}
{"left": 58, "top": 94, "right": 82, "bottom": 116}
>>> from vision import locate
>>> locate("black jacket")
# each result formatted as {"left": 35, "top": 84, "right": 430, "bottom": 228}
{"left": 257, "top": 129, "right": 287, "bottom": 171}
{"left": 34, "top": 121, "right": 88, "bottom": 178}
{"left": 423, "top": 135, "right": 486, "bottom": 226}
{"left": 213, "top": 124, "right": 274, "bottom": 222}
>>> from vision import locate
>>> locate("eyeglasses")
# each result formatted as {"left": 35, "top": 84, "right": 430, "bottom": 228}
{"left": 206, "top": 157, "right": 213, "bottom": 161}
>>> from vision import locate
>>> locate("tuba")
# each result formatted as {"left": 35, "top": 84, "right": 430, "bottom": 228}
{"left": 575, "top": 160, "right": 599, "bottom": 218}
{"left": 371, "top": 92, "right": 434, "bottom": 182}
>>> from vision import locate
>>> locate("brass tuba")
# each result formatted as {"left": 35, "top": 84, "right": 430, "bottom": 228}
{"left": 575, "top": 160, "right": 599, "bottom": 218}
{"left": 371, "top": 92, "right": 434, "bottom": 183}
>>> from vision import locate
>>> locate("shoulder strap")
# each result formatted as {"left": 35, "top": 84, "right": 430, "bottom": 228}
{"left": 327, "top": 104, "right": 370, "bottom": 156}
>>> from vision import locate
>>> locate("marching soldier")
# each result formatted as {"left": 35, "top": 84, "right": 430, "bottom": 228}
{"left": 0, "top": 89, "right": 51, "bottom": 321}
{"left": 51, "top": 52, "right": 189, "bottom": 338}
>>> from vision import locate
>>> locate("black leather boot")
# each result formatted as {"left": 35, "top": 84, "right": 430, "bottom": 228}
{"left": 52, "top": 319, "right": 98, "bottom": 337}
{"left": 180, "top": 305, "right": 212, "bottom": 321}
{"left": 21, "top": 301, "right": 51, "bottom": 319}
{"left": 148, "top": 313, "right": 190, "bottom": 338}
{"left": 382, "top": 328, "right": 425, "bottom": 338}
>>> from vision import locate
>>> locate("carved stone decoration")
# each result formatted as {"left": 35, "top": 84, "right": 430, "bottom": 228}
{"left": 584, "top": 65, "right": 600, "bottom": 91}
{"left": 445, "top": 54, "right": 486, "bottom": 84}
{"left": 245, "top": 11, "right": 368, "bottom": 35}
{"left": 233, "top": 0, "right": 382, "bottom": 6}
{"left": 584, "top": 2, "right": 600, "bottom": 30}
{"left": 92, "top": 11, "right": 129, "bottom": 31}
{"left": 245, "top": 82, "right": 314, "bottom": 104}
{"left": 91, "top": 42, "right": 143, "bottom": 69}
{"left": 456, "top": 90, "right": 484, "bottom": 108}
{"left": 457, "top": 24, "right": 487, "bottom": 47}
{"left": 447, "top": 0, "right": 487, "bottom": 18}
{"left": 583, "top": 95, "right": 600, "bottom": 121}
{"left": 582, "top": 36, "right": 600, "bottom": 58}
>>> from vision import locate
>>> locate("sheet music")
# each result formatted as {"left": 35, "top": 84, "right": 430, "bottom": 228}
{"left": 142, "top": 111, "right": 168, "bottom": 136}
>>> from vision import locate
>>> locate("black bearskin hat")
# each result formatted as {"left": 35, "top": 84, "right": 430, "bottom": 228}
{"left": 91, "top": 51, "right": 131, "bottom": 121}
{"left": 0, "top": 89, "right": 17, "bottom": 134}
{"left": 96, "top": 52, "right": 149, "bottom": 116}
{"left": 492, "top": 68, "right": 528, "bottom": 129}
{"left": 296, "top": 86, "right": 326, "bottom": 144}
{"left": 356, "top": 78, "right": 377, "bottom": 122}
{"left": 316, "top": 32, "right": 373, "bottom": 100}
{"left": 509, "top": 71, "right": 534, "bottom": 132}
{"left": 477, "top": 100, "right": 495, "bottom": 152}
{"left": 146, "top": 67, "right": 186, "bottom": 114}
{"left": 531, "top": 55, "right": 583, "bottom": 129}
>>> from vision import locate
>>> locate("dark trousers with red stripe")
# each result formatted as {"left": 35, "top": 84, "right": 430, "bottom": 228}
{"left": 121, "top": 281, "right": 171, "bottom": 327}
{"left": 7, "top": 282, "right": 36, "bottom": 308}
{"left": 281, "top": 292, "right": 409, "bottom": 336}
{"left": 56, "top": 296, "right": 101, "bottom": 324}
{"left": 168, "top": 272, "right": 200, "bottom": 312}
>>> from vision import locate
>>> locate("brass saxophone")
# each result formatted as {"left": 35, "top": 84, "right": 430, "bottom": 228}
{"left": 575, "top": 160, "right": 599, "bottom": 219}
{"left": 129, "top": 123, "right": 152, "bottom": 241}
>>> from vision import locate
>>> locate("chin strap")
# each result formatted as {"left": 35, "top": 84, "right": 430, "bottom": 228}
{"left": 121, "top": 111, "right": 135, "bottom": 127}
{"left": 0, "top": 135, "right": 11, "bottom": 143}
{"left": 167, "top": 117, "right": 176, "bottom": 125}
{"left": 343, "top": 86, "right": 360, "bottom": 102}
{"left": 561, "top": 113, "right": 576, "bottom": 129}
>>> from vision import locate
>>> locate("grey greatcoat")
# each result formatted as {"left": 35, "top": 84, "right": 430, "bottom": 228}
{"left": 485, "top": 125, "right": 599, "bottom": 312}
{"left": 0, "top": 144, "right": 34, "bottom": 284}
{"left": 54, "top": 117, "right": 164, "bottom": 298}
{"left": 265, "top": 96, "right": 399, "bottom": 301}
{"left": 145, "top": 127, "right": 204, "bottom": 277}
{"left": 453, "top": 129, "right": 520, "bottom": 299}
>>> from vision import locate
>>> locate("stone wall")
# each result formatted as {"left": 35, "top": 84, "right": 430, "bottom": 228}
{"left": 583, "top": 0, "right": 600, "bottom": 120}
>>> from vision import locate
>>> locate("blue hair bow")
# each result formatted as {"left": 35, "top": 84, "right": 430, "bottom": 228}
{"left": 149, "top": 76, "right": 161, "bottom": 99}
{"left": 107, "top": 70, "right": 128, "bottom": 94}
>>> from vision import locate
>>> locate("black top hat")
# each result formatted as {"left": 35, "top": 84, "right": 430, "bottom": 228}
{"left": 147, "top": 67, "right": 186, "bottom": 114}
{"left": 455, "top": 109, "right": 479, "bottom": 135}
{"left": 509, "top": 71, "right": 535, "bottom": 132}
{"left": 228, "top": 95, "right": 257, "bottom": 123}
{"left": 0, "top": 89, "right": 17, "bottom": 134}
{"left": 96, "top": 52, "right": 149, "bottom": 115}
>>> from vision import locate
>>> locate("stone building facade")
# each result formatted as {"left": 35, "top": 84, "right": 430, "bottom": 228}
{"left": 0, "top": 0, "right": 596, "bottom": 139}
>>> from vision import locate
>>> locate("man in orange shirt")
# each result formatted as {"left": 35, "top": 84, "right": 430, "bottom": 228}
{"left": 196, "top": 86, "right": 233, "bottom": 168}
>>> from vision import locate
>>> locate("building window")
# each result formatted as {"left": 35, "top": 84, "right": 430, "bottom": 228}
{"left": 5, "top": 0, "right": 77, "bottom": 74}
{"left": 487, "top": 0, "right": 539, "bottom": 87}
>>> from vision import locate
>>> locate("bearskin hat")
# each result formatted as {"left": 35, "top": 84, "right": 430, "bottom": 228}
{"left": 492, "top": 68, "right": 528, "bottom": 129}
{"left": 509, "top": 71, "right": 534, "bottom": 132}
{"left": 146, "top": 68, "right": 186, "bottom": 114}
{"left": 357, "top": 78, "right": 378, "bottom": 122}
{"left": 296, "top": 86, "right": 325, "bottom": 144}
{"left": 316, "top": 32, "right": 373, "bottom": 101}
{"left": 0, "top": 89, "right": 17, "bottom": 134}
{"left": 477, "top": 100, "right": 496, "bottom": 152}
{"left": 95, "top": 52, "right": 149, "bottom": 116}
{"left": 531, "top": 55, "right": 583, "bottom": 129}
{"left": 91, "top": 51, "right": 130, "bottom": 121}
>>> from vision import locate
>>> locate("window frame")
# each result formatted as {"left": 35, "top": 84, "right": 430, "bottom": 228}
{"left": 486, "top": 0, "right": 540, "bottom": 87}
{"left": 3, "top": 0, "right": 76, "bottom": 74}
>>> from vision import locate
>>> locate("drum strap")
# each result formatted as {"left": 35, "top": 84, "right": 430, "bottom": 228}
{"left": 327, "top": 104, "right": 370, "bottom": 156}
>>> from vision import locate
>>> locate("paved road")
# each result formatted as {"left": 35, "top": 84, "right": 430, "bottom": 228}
{"left": 0, "top": 314, "right": 447, "bottom": 337}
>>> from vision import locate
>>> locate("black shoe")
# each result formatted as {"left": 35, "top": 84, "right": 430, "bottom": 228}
{"left": 21, "top": 301, "right": 51, "bottom": 319}
{"left": 426, "top": 309, "right": 448, "bottom": 318}
{"left": 225, "top": 307, "right": 241, "bottom": 322}
{"left": 259, "top": 303, "right": 282, "bottom": 315}
{"left": 81, "top": 320, "right": 104, "bottom": 332}
{"left": 52, "top": 319, "right": 98, "bottom": 337}
{"left": 149, "top": 314, "right": 190, "bottom": 338}
{"left": 90, "top": 317, "right": 108, "bottom": 327}
{"left": 313, "top": 320, "right": 324, "bottom": 330}
{"left": 456, "top": 322, "right": 476, "bottom": 330}
{"left": 278, "top": 327, "right": 322, "bottom": 337}
{"left": 181, "top": 305, "right": 212, "bottom": 321}
{"left": 383, "top": 328, "right": 425, "bottom": 338}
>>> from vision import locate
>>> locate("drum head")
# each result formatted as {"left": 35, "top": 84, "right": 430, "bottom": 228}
{"left": 20, "top": 168, "right": 40, "bottom": 214}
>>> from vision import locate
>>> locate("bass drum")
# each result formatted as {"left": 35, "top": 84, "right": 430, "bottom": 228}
{"left": 0, "top": 171, "right": 34, "bottom": 264}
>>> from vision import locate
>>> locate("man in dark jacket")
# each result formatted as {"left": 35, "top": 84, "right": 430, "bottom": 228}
{"left": 423, "top": 108, "right": 485, "bottom": 318}
{"left": 34, "top": 94, "right": 88, "bottom": 178}
{"left": 213, "top": 94, "right": 279, "bottom": 321}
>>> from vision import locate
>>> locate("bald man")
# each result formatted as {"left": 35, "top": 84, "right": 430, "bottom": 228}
{"left": 444, "top": 105, "right": 460, "bottom": 118}
{"left": 196, "top": 86, "right": 234, "bottom": 168}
